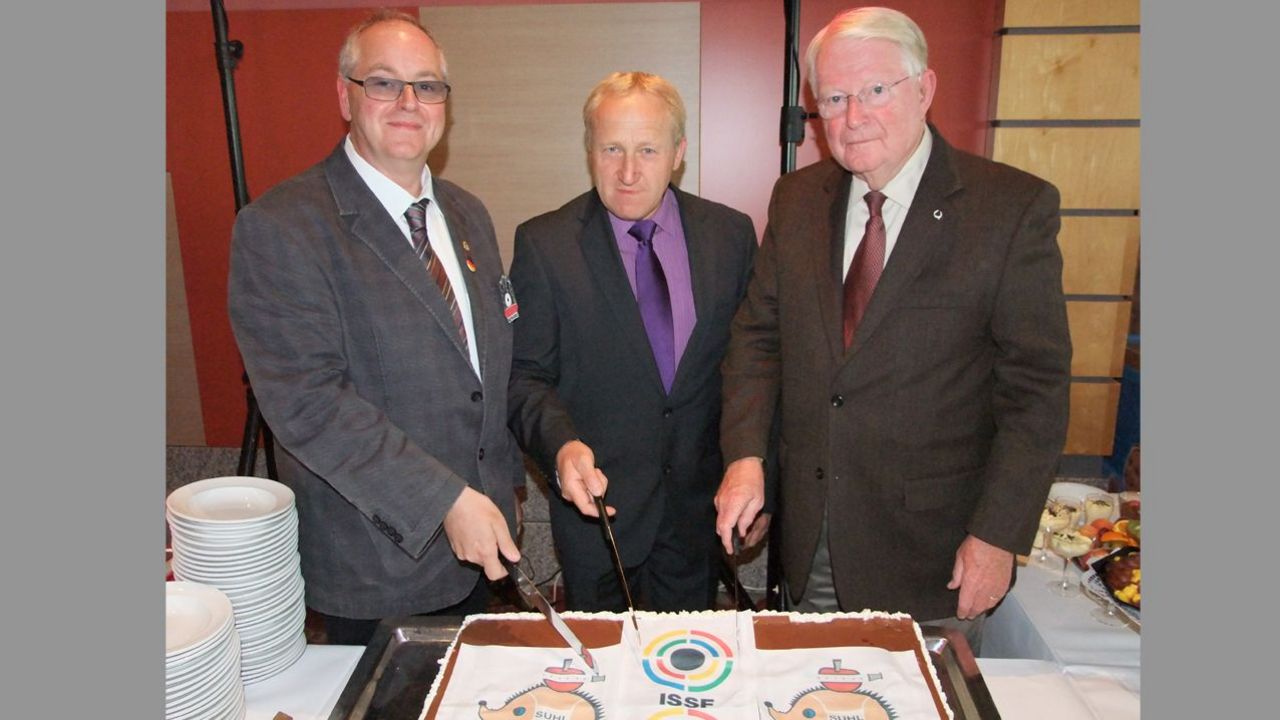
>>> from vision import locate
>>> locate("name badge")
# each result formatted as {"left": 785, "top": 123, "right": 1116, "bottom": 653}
{"left": 499, "top": 275, "right": 519, "bottom": 323}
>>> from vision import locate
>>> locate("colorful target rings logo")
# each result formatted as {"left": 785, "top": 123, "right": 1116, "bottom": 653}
{"left": 642, "top": 629, "right": 734, "bottom": 692}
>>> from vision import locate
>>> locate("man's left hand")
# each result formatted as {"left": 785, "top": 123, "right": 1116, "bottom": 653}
{"left": 947, "top": 534, "right": 1014, "bottom": 619}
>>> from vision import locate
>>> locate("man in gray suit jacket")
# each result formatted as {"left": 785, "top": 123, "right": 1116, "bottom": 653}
{"left": 508, "top": 72, "right": 760, "bottom": 611}
{"left": 715, "top": 7, "right": 1071, "bottom": 651}
{"left": 228, "top": 10, "right": 522, "bottom": 646}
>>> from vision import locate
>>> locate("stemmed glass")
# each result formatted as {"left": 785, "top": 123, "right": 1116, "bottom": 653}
{"left": 1092, "top": 597, "right": 1128, "bottom": 626}
{"left": 1083, "top": 492, "right": 1117, "bottom": 525}
{"left": 1047, "top": 528, "right": 1092, "bottom": 597}
{"left": 1035, "top": 497, "right": 1075, "bottom": 566}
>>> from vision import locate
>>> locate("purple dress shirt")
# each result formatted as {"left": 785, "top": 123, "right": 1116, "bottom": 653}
{"left": 607, "top": 188, "right": 696, "bottom": 369}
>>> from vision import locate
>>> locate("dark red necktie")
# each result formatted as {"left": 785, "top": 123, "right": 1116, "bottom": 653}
{"left": 842, "top": 190, "right": 887, "bottom": 349}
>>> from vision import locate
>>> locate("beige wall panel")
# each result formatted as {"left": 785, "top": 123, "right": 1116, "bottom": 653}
{"left": 1058, "top": 216, "right": 1139, "bottom": 295}
{"left": 992, "top": 127, "right": 1139, "bottom": 208}
{"left": 422, "top": 3, "right": 700, "bottom": 269}
{"left": 1067, "top": 300, "right": 1131, "bottom": 377}
{"left": 996, "top": 34, "right": 1139, "bottom": 119}
{"left": 1065, "top": 381, "right": 1120, "bottom": 455}
{"left": 1003, "top": 0, "right": 1139, "bottom": 27}
{"left": 166, "top": 173, "right": 207, "bottom": 446}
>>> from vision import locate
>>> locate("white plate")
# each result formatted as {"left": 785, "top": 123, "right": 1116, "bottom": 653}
{"left": 241, "top": 633, "right": 307, "bottom": 684}
{"left": 165, "top": 582, "right": 234, "bottom": 656}
{"left": 166, "top": 506, "right": 297, "bottom": 538}
{"left": 167, "top": 477, "right": 294, "bottom": 525}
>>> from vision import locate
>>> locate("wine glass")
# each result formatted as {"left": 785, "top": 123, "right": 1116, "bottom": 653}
{"left": 1083, "top": 492, "right": 1117, "bottom": 526}
{"left": 1047, "top": 528, "right": 1092, "bottom": 597}
{"left": 1035, "top": 497, "right": 1075, "bottom": 565}
{"left": 1092, "top": 598, "right": 1128, "bottom": 626}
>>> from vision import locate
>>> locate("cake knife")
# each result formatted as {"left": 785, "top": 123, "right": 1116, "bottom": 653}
{"left": 502, "top": 557, "right": 601, "bottom": 677}
{"left": 594, "top": 494, "right": 639, "bottom": 632}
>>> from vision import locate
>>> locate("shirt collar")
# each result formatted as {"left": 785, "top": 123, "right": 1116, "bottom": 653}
{"left": 852, "top": 127, "right": 932, "bottom": 210}
{"left": 343, "top": 135, "right": 436, "bottom": 218}
{"left": 606, "top": 187, "right": 679, "bottom": 239}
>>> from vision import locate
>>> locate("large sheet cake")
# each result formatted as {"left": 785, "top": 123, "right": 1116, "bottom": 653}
{"left": 420, "top": 609, "right": 953, "bottom": 719}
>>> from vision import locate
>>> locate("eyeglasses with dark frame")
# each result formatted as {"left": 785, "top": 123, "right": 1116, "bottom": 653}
{"left": 815, "top": 75, "right": 914, "bottom": 119}
{"left": 346, "top": 76, "right": 451, "bottom": 104}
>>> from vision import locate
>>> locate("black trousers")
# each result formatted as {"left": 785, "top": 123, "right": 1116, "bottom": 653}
{"left": 561, "top": 530, "right": 719, "bottom": 612}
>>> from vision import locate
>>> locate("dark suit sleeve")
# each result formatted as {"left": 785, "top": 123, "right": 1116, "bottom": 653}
{"left": 228, "top": 205, "right": 467, "bottom": 558}
{"left": 720, "top": 188, "right": 784, "bottom": 467}
{"left": 967, "top": 181, "right": 1072, "bottom": 553}
{"left": 506, "top": 223, "right": 579, "bottom": 484}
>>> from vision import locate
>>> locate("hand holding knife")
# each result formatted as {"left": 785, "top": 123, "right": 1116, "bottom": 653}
{"left": 502, "top": 556, "right": 603, "bottom": 678}
{"left": 594, "top": 494, "right": 639, "bottom": 633}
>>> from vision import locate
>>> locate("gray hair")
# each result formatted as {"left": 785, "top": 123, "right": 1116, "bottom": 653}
{"left": 337, "top": 9, "right": 447, "bottom": 79}
{"left": 583, "top": 71, "right": 687, "bottom": 150}
{"left": 804, "top": 6, "right": 928, "bottom": 94}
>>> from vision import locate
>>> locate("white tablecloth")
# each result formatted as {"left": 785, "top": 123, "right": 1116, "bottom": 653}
{"left": 983, "top": 558, "right": 1141, "bottom": 696}
{"left": 242, "top": 645, "right": 1137, "bottom": 719}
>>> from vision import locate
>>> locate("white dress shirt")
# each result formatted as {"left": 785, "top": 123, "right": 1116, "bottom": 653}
{"left": 344, "top": 137, "right": 481, "bottom": 378}
{"left": 841, "top": 129, "right": 934, "bottom": 277}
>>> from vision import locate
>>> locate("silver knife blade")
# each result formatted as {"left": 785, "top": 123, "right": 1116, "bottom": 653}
{"left": 503, "top": 557, "right": 601, "bottom": 676}
{"left": 594, "top": 494, "right": 639, "bottom": 632}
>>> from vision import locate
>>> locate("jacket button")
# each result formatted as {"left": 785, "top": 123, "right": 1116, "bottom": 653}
{"left": 393, "top": 531, "right": 403, "bottom": 543}
{"left": 662, "top": 407, "right": 673, "bottom": 418}
{"left": 663, "top": 464, "right": 673, "bottom": 476}
{"left": 816, "top": 467, "right": 825, "bottom": 479}
{"left": 831, "top": 394, "right": 844, "bottom": 407}
{"left": 478, "top": 447, "right": 486, "bottom": 460}
{"left": 372, "top": 515, "right": 384, "bottom": 528}
{"left": 471, "top": 391, "right": 483, "bottom": 402}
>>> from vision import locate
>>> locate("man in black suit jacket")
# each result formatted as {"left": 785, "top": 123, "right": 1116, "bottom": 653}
{"left": 228, "top": 11, "right": 522, "bottom": 646}
{"left": 715, "top": 7, "right": 1071, "bottom": 651}
{"left": 508, "top": 72, "right": 760, "bottom": 611}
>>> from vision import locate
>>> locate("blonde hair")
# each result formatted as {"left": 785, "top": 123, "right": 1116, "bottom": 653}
{"left": 583, "top": 71, "right": 687, "bottom": 149}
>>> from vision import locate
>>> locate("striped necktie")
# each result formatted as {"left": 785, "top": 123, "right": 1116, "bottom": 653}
{"left": 405, "top": 199, "right": 468, "bottom": 353}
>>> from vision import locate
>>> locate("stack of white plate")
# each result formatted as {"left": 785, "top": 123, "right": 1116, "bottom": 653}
{"left": 166, "top": 581, "right": 244, "bottom": 720}
{"left": 167, "top": 476, "right": 307, "bottom": 684}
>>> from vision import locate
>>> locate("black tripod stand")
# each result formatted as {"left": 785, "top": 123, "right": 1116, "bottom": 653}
{"left": 210, "top": 0, "right": 277, "bottom": 479}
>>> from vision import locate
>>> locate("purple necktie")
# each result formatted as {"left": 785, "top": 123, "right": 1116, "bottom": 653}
{"left": 842, "top": 190, "right": 887, "bottom": 349}
{"left": 629, "top": 219, "right": 675, "bottom": 392}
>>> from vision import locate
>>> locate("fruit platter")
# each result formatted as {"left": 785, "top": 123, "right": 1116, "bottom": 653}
{"left": 1078, "top": 493, "right": 1140, "bottom": 623}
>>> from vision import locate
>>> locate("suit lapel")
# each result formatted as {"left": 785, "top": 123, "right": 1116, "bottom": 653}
{"left": 809, "top": 160, "right": 853, "bottom": 362}
{"left": 435, "top": 185, "right": 489, "bottom": 375}
{"left": 670, "top": 188, "right": 711, "bottom": 398}
{"left": 578, "top": 192, "right": 669, "bottom": 394}
{"left": 323, "top": 146, "right": 472, "bottom": 367}
{"left": 845, "top": 128, "right": 963, "bottom": 357}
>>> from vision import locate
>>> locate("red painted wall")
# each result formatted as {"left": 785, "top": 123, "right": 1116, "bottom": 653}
{"left": 167, "top": 1, "right": 998, "bottom": 446}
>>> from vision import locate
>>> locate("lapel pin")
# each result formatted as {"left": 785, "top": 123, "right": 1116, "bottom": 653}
{"left": 933, "top": 209, "right": 943, "bottom": 220}
{"left": 461, "top": 240, "right": 477, "bottom": 272}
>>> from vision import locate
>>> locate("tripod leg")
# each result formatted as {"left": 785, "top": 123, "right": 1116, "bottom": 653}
{"left": 237, "top": 386, "right": 260, "bottom": 476}
{"left": 261, "top": 419, "right": 278, "bottom": 480}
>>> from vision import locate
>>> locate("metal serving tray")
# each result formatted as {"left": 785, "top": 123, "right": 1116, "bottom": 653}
{"left": 328, "top": 617, "right": 1000, "bottom": 719}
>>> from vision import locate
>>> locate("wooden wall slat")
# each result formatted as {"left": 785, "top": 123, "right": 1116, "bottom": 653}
{"left": 1066, "top": 300, "right": 1132, "bottom": 377}
{"left": 1003, "top": 0, "right": 1139, "bottom": 27}
{"left": 1059, "top": 216, "right": 1140, "bottom": 295}
{"left": 421, "top": 3, "right": 700, "bottom": 269}
{"left": 1065, "top": 381, "right": 1120, "bottom": 455}
{"left": 996, "top": 34, "right": 1139, "bottom": 120}
{"left": 992, "top": 127, "right": 1139, "bottom": 208}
